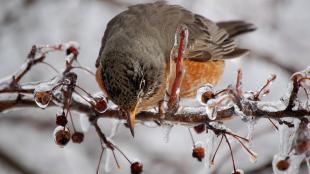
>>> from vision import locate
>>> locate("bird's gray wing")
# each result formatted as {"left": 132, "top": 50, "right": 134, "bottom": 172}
{"left": 134, "top": 1, "right": 254, "bottom": 61}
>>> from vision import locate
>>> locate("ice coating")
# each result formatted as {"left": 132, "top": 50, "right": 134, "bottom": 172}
{"left": 34, "top": 76, "right": 62, "bottom": 108}
{"left": 196, "top": 84, "right": 215, "bottom": 105}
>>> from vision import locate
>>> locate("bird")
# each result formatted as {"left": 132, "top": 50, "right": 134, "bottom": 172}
{"left": 95, "top": 1, "right": 256, "bottom": 137}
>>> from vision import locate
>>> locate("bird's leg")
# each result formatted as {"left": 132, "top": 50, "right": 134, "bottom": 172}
{"left": 167, "top": 25, "right": 189, "bottom": 113}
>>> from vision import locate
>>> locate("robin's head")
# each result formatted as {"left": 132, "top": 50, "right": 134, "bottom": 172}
{"left": 99, "top": 50, "right": 164, "bottom": 136}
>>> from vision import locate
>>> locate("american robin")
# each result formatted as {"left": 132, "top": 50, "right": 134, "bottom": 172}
{"left": 95, "top": 1, "right": 256, "bottom": 136}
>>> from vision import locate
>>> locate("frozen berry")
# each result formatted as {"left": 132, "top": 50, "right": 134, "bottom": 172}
{"left": 56, "top": 113, "right": 67, "bottom": 126}
{"left": 34, "top": 91, "right": 52, "bottom": 109}
{"left": 295, "top": 139, "right": 309, "bottom": 154}
{"left": 192, "top": 146, "right": 205, "bottom": 162}
{"left": 276, "top": 159, "right": 289, "bottom": 171}
{"left": 193, "top": 124, "right": 205, "bottom": 134}
{"left": 94, "top": 98, "right": 107, "bottom": 113}
{"left": 54, "top": 127, "right": 71, "bottom": 147}
{"left": 201, "top": 91, "right": 214, "bottom": 104}
{"left": 131, "top": 162, "right": 143, "bottom": 174}
{"left": 72, "top": 132, "right": 84, "bottom": 144}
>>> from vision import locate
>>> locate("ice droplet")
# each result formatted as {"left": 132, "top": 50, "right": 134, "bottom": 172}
{"left": 79, "top": 113, "right": 90, "bottom": 133}
{"left": 34, "top": 91, "right": 52, "bottom": 109}
{"left": 34, "top": 76, "right": 61, "bottom": 108}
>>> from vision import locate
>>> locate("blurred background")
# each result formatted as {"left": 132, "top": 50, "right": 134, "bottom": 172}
{"left": 0, "top": 0, "right": 310, "bottom": 173}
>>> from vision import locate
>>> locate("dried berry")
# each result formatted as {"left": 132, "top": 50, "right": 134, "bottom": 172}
{"left": 131, "top": 162, "right": 143, "bottom": 174}
{"left": 276, "top": 159, "right": 289, "bottom": 171}
{"left": 56, "top": 113, "right": 67, "bottom": 126}
{"left": 201, "top": 91, "right": 214, "bottom": 104}
{"left": 54, "top": 127, "right": 71, "bottom": 147}
{"left": 193, "top": 124, "right": 205, "bottom": 134}
{"left": 94, "top": 98, "right": 107, "bottom": 113}
{"left": 72, "top": 132, "right": 84, "bottom": 144}
{"left": 192, "top": 146, "right": 205, "bottom": 162}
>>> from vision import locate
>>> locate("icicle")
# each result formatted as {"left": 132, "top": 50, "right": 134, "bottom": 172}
{"left": 246, "top": 118, "right": 257, "bottom": 147}
{"left": 163, "top": 124, "right": 173, "bottom": 143}
{"left": 103, "top": 149, "right": 112, "bottom": 173}
{"left": 278, "top": 121, "right": 295, "bottom": 155}
{"left": 79, "top": 113, "right": 90, "bottom": 133}
{"left": 205, "top": 130, "right": 216, "bottom": 169}
{"left": 306, "top": 156, "right": 310, "bottom": 174}
{"left": 108, "top": 120, "right": 120, "bottom": 139}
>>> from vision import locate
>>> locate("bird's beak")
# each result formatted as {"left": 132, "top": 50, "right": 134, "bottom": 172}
{"left": 127, "top": 105, "right": 138, "bottom": 137}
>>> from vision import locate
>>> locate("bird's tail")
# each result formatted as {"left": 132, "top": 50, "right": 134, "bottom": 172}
{"left": 217, "top": 21, "right": 257, "bottom": 38}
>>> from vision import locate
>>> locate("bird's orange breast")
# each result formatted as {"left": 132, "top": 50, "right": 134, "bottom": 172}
{"left": 180, "top": 60, "right": 225, "bottom": 97}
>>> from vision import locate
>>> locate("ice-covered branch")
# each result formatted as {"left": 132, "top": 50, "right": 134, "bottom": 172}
{"left": 1, "top": 42, "right": 310, "bottom": 174}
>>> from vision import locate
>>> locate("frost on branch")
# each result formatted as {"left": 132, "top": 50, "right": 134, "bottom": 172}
{"left": 0, "top": 38, "right": 310, "bottom": 173}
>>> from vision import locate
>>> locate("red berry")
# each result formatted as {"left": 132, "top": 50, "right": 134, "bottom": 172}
{"left": 193, "top": 124, "right": 205, "bottom": 134}
{"left": 276, "top": 159, "right": 289, "bottom": 171}
{"left": 131, "top": 162, "right": 143, "bottom": 174}
{"left": 192, "top": 146, "right": 205, "bottom": 162}
{"left": 95, "top": 98, "right": 107, "bottom": 113}
{"left": 54, "top": 127, "right": 71, "bottom": 147}
{"left": 71, "top": 132, "right": 84, "bottom": 144}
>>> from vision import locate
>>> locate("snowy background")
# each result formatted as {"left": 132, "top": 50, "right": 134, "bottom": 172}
{"left": 0, "top": 0, "right": 310, "bottom": 173}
